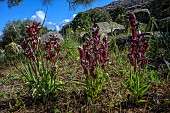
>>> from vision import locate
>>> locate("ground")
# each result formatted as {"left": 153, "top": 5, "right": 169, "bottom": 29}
{"left": 0, "top": 56, "right": 170, "bottom": 113}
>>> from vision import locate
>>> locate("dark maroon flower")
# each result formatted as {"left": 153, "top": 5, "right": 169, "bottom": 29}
{"left": 51, "top": 66, "right": 56, "bottom": 76}
{"left": 84, "top": 68, "right": 88, "bottom": 75}
{"left": 22, "top": 39, "right": 28, "bottom": 49}
{"left": 78, "top": 27, "right": 109, "bottom": 79}
{"left": 26, "top": 21, "right": 41, "bottom": 37}
{"left": 128, "top": 12, "right": 149, "bottom": 70}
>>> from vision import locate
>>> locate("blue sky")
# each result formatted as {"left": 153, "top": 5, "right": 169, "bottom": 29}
{"left": 0, "top": 0, "right": 117, "bottom": 35}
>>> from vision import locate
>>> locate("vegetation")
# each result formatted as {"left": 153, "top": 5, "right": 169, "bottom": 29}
{"left": 125, "top": 12, "right": 150, "bottom": 105}
{"left": 146, "top": 0, "right": 170, "bottom": 19}
{"left": 78, "top": 27, "right": 110, "bottom": 99}
{"left": 71, "top": 12, "right": 92, "bottom": 32}
{"left": 89, "top": 10, "right": 111, "bottom": 24}
{"left": 0, "top": 19, "right": 50, "bottom": 48}
{"left": 61, "top": 10, "right": 112, "bottom": 37}
{"left": 0, "top": 0, "right": 24, "bottom": 8}
{"left": 16, "top": 21, "right": 62, "bottom": 101}
{"left": 0, "top": 0, "right": 97, "bottom": 8}
{"left": 109, "top": 6, "right": 127, "bottom": 22}
{"left": 0, "top": 0, "right": 170, "bottom": 112}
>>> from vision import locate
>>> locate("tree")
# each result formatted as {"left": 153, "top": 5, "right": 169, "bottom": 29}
{"left": 0, "top": 0, "right": 97, "bottom": 8}
{"left": 109, "top": 6, "right": 127, "bottom": 21}
{"left": 98, "top": 12, "right": 111, "bottom": 23}
{"left": 89, "top": 10, "right": 112, "bottom": 24}
{"left": 71, "top": 12, "right": 92, "bottom": 32}
{"left": 146, "top": 0, "right": 170, "bottom": 19}
{"left": 89, "top": 10, "right": 101, "bottom": 24}
{"left": 0, "top": 0, "right": 24, "bottom": 8}
{"left": 2, "top": 20, "right": 23, "bottom": 47}
{"left": 60, "top": 10, "right": 112, "bottom": 36}
{"left": 60, "top": 24, "right": 71, "bottom": 36}
{"left": 1, "top": 19, "right": 50, "bottom": 48}
{"left": 66, "top": 0, "right": 96, "bottom": 9}
{"left": 115, "top": 14, "right": 125, "bottom": 25}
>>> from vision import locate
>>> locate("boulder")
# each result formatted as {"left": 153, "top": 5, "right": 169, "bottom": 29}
{"left": 41, "top": 31, "right": 63, "bottom": 43}
{"left": 94, "top": 22, "right": 125, "bottom": 35}
{"left": 116, "top": 36, "right": 127, "bottom": 46}
{"left": 157, "top": 16, "right": 170, "bottom": 32}
{"left": 5, "top": 43, "right": 23, "bottom": 57}
{"left": 160, "top": 16, "right": 170, "bottom": 32}
{"left": 0, "top": 49, "right": 5, "bottom": 61}
{"left": 160, "top": 7, "right": 170, "bottom": 18}
{"left": 134, "top": 9, "right": 151, "bottom": 24}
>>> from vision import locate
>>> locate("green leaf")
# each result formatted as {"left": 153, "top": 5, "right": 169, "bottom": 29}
{"left": 138, "top": 99, "right": 147, "bottom": 103}
{"left": 137, "top": 85, "right": 149, "bottom": 99}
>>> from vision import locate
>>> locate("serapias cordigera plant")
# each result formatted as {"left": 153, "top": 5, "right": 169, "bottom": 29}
{"left": 16, "top": 21, "right": 63, "bottom": 101}
{"left": 126, "top": 12, "right": 150, "bottom": 105}
{"left": 78, "top": 26, "right": 110, "bottom": 98}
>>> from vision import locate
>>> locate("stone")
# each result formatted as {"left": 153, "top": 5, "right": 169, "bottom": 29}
{"left": 5, "top": 43, "right": 23, "bottom": 57}
{"left": 160, "top": 7, "right": 170, "bottom": 18}
{"left": 94, "top": 22, "right": 125, "bottom": 35}
{"left": 158, "top": 16, "right": 170, "bottom": 32}
{"left": 116, "top": 36, "right": 127, "bottom": 46}
{"left": 133, "top": 8, "right": 151, "bottom": 24}
{"left": 41, "top": 31, "right": 63, "bottom": 43}
{"left": 0, "top": 49, "right": 5, "bottom": 61}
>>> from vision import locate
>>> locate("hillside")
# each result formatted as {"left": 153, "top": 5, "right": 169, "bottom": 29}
{"left": 84, "top": 0, "right": 170, "bottom": 32}
{"left": 86, "top": 0, "right": 154, "bottom": 12}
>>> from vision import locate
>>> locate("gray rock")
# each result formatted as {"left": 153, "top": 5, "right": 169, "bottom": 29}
{"left": 5, "top": 43, "right": 23, "bottom": 57}
{"left": 41, "top": 31, "right": 63, "bottom": 43}
{"left": 0, "top": 49, "right": 5, "bottom": 61}
{"left": 95, "top": 22, "right": 125, "bottom": 35}
{"left": 159, "top": 16, "right": 170, "bottom": 32}
{"left": 134, "top": 8, "right": 151, "bottom": 24}
{"left": 160, "top": 7, "right": 170, "bottom": 18}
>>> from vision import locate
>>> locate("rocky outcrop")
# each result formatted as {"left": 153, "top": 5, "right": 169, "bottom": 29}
{"left": 0, "top": 49, "right": 5, "bottom": 61}
{"left": 5, "top": 43, "right": 23, "bottom": 57}
{"left": 158, "top": 16, "right": 170, "bottom": 32}
{"left": 86, "top": 0, "right": 153, "bottom": 13}
{"left": 95, "top": 22, "right": 125, "bottom": 35}
{"left": 160, "top": 7, "right": 170, "bottom": 18}
{"left": 41, "top": 31, "right": 63, "bottom": 42}
{"left": 133, "top": 8, "right": 151, "bottom": 24}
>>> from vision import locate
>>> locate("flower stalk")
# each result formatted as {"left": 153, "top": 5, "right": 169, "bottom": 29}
{"left": 19, "top": 21, "right": 62, "bottom": 101}
{"left": 126, "top": 12, "right": 150, "bottom": 105}
{"left": 78, "top": 26, "right": 110, "bottom": 98}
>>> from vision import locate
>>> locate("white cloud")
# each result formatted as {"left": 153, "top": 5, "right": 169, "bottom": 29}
{"left": 31, "top": 10, "right": 46, "bottom": 23}
{"left": 59, "top": 14, "right": 77, "bottom": 30}
{"left": 63, "top": 19, "right": 70, "bottom": 23}
{"left": 61, "top": 14, "right": 77, "bottom": 25}
{"left": 46, "top": 22, "right": 56, "bottom": 26}
{"left": 46, "top": 14, "right": 77, "bottom": 31}
{"left": 46, "top": 22, "right": 57, "bottom": 30}
{"left": 72, "top": 14, "right": 77, "bottom": 19}
{"left": 33, "top": 13, "right": 77, "bottom": 32}
{"left": 55, "top": 26, "right": 60, "bottom": 31}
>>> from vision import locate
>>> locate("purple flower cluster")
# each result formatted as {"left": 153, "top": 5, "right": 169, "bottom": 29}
{"left": 21, "top": 21, "right": 61, "bottom": 76}
{"left": 128, "top": 12, "right": 149, "bottom": 71}
{"left": 44, "top": 34, "right": 61, "bottom": 62}
{"left": 43, "top": 34, "right": 61, "bottom": 76}
{"left": 21, "top": 21, "right": 41, "bottom": 60}
{"left": 78, "top": 27, "right": 110, "bottom": 79}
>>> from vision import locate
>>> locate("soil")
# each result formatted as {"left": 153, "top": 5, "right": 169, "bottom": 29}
{"left": 0, "top": 58, "right": 170, "bottom": 113}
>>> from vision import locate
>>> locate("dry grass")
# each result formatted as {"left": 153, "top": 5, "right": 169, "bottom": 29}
{"left": 0, "top": 55, "right": 170, "bottom": 113}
